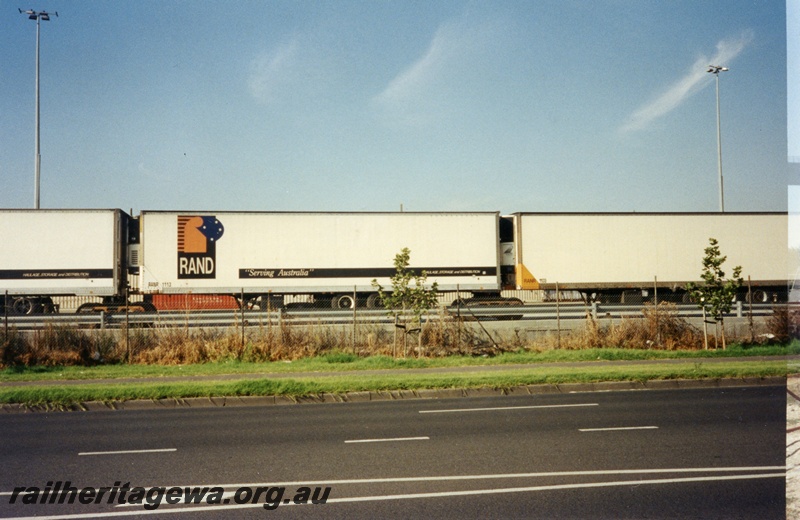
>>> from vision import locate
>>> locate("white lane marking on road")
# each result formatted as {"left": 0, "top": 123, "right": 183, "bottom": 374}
{"left": 78, "top": 449, "right": 177, "bottom": 456}
{"left": 344, "top": 436, "right": 429, "bottom": 444}
{"left": 419, "top": 403, "right": 599, "bottom": 413}
{"left": 579, "top": 426, "right": 659, "bottom": 432}
{"left": 106, "top": 465, "right": 788, "bottom": 490}
{"left": 0, "top": 472, "right": 785, "bottom": 519}
{"left": 0, "top": 467, "right": 785, "bottom": 496}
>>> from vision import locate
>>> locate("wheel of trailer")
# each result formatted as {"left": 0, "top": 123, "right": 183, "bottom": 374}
{"left": 332, "top": 294, "right": 356, "bottom": 309}
{"left": 748, "top": 290, "right": 769, "bottom": 303}
{"left": 12, "top": 297, "right": 39, "bottom": 315}
{"left": 365, "top": 293, "right": 382, "bottom": 309}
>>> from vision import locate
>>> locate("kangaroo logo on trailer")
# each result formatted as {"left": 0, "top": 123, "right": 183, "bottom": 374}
{"left": 177, "top": 216, "right": 224, "bottom": 279}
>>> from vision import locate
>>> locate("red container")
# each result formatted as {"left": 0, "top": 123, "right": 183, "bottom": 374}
{"left": 151, "top": 294, "right": 239, "bottom": 311}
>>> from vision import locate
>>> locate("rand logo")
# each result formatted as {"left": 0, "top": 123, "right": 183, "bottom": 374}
{"left": 177, "top": 216, "right": 224, "bottom": 279}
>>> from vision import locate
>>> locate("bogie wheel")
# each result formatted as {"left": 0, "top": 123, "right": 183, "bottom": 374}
{"left": 12, "top": 297, "right": 39, "bottom": 315}
{"left": 748, "top": 290, "right": 769, "bottom": 304}
{"left": 366, "top": 293, "right": 383, "bottom": 309}
{"left": 331, "top": 294, "right": 356, "bottom": 309}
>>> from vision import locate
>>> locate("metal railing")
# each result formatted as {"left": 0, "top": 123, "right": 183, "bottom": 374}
{"left": 1, "top": 302, "right": 780, "bottom": 331}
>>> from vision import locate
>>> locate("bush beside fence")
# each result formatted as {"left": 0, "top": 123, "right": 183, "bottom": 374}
{"left": 1, "top": 303, "right": 794, "bottom": 367}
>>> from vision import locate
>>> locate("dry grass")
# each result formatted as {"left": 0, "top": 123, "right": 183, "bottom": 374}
{"left": 1, "top": 326, "right": 121, "bottom": 366}
{"left": 762, "top": 305, "right": 800, "bottom": 344}
{"left": 532, "top": 303, "right": 705, "bottom": 351}
{"left": 0, "top": 303, "right": 785, "bottom": 367}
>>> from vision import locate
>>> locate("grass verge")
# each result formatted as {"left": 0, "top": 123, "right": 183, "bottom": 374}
{"left": 0, "top": 359, "right": 790, "bottom": 409}
{"left": 2, "top": 343, "right": 797, "bottom": 383}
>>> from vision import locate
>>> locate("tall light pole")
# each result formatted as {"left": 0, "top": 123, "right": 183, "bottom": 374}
{"left": 19, "top": 9, "right": 57, "bottom": 210}
{"left": 707, "top": 65, "right": 728, "bottom": 213}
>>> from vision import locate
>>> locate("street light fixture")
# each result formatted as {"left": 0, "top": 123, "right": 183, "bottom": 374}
{"left": 19, "top": 9, "right": 57, "bottom": 210}
{"left": 707, "top": 65, "right": 728, "bottom": 213}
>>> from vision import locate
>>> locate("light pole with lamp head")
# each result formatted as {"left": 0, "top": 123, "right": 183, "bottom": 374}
{"left": 19, "top": 9, "right": 57, "bottom": 210}
{"left": 707, "top": 64, "right": 728, "bottom": 213}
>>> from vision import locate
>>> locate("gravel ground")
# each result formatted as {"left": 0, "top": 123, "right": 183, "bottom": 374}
{"left": 788, "top": 375, "right": 800, "bottom": 519}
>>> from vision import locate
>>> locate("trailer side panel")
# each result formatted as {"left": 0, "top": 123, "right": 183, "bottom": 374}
{"left": 0, "top": 209, "right": 125, "bottom": 297}
{"left": 140, "top": 212, "right": 501, "bottom": 295}
{"left": 516, "top": 213, "right": 787, "bottom": 290}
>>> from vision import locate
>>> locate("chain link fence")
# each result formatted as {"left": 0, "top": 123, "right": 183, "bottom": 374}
{"left": 2, "top": 282, "right": 791, "bottom": 366}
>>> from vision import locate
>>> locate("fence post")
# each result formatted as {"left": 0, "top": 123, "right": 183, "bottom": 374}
{"left": 393, "top": 314, "right": 398, "bottom": 358}
{"left": 352, "top": 285, "right": 357, "bottom": 354}
{"left": 556, "top": 282, "right": 561, "bottom": 349}
{"left": 279, "top": 306, "right": 285, "bottom": 344}
{"left": 268, "top": 290, "right": 273, "bottom": 330}
{"left": 654, "top": 276, "right": 659, "bottom": 347}
{"left": 456, "top": 285, "right": 461, "bottom": 353}
{"left": 241, "top": 288, "right": 245, "bottom": 349}
{"left": 747, "top": 276, "right": 754, "bottom": 342}
{"left": 125, "top": 287, "right": 130, "bottom": 363}
{"left": 4, "top": 290, "right": 8, "bottom": 338}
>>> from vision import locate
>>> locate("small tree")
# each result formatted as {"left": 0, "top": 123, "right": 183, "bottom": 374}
{"left": 371, "top": 248, "right": 439, "bottom": 357}
{"left": 686, "top": 238, "right": 743, "bottom": 349}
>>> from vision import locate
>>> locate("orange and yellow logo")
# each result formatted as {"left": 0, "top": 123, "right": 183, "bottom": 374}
{"left": 177, "top": 216, "right": 224, "bottom": 279}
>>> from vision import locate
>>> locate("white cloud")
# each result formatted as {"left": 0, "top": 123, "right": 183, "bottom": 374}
{"left": 373, "top": 25, "right": 458, "bottom": 106}
{"left": 620, "top": 30, "right": 754, "bottom": 133}
{"left": 371, "top": 15, "right": 497, "bottom": 124}
{"left": 248, "top": 39, "right": 299, "bottom": 105}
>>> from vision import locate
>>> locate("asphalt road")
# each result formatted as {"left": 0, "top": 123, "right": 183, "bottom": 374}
{"left": 0, "top": 385, "right": 786, "bottom": 519}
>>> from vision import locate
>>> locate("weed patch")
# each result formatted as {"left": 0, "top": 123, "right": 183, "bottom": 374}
{"left": 0, "top": 304, "right": 794, "bottom": 369}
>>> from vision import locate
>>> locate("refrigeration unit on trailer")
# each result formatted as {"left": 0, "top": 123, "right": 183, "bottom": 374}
{"left": 511, "top": 212, "right": 788, "bottom": 302}
{"left": 138, "top": 211, "right": 503, "bottom": 308}
{"left": 0, "top": 209, "right": 132, "bottom": 314}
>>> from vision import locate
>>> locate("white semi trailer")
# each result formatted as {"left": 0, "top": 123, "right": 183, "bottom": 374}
{"left": 511, "top": 212, "right": 788, "bottom": 302}
{"left": 136, "top": 211, "right": 505, "bottom": 309}
{"left": 0, "top": 209, "right": 133, "bottom": 313}
{"left": 1, "top": 209, "right": 789, "bottom": 313}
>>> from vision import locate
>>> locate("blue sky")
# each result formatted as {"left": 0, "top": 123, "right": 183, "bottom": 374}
{"left": 1, "top": 1, "right": 792, "bottom": 214}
